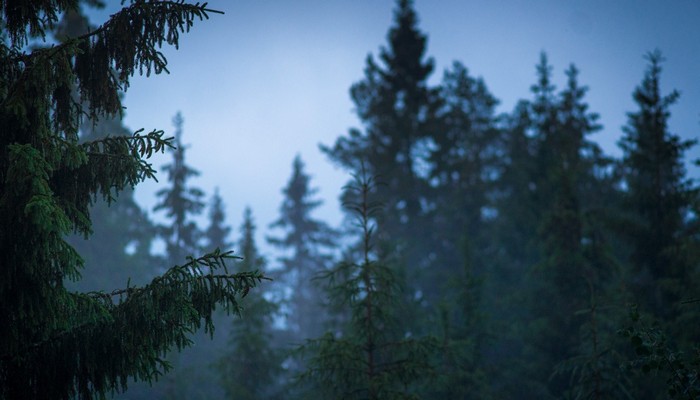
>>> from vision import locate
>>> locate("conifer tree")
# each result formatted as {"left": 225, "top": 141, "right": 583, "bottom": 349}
{"left": 299, "top": 167, "right": 436, "bottom": 400}
{"left": 66, "top": 114, "right": 158, "bottom": 291}
{"left": 267, "top": 155, "right": 336, "bottom": 341}
{"left": 205, "top": 187, "right": 232, "bottom": 253}
{"left": 217, "top": 207, "right": 281, "bottom": 400}
{"left": 426, "top": 61, "right": 500, "bottom": 296}
{"left": 531, "top": 64, "right": 599, "bottom": 392}
{"left": 321, "top": 0, "right": 442, "bottom": 304}
{"left": 154, "top": 111, "right": 206, "bottom": 268}
{"left": 618, "top": 51, "right": 699, "bottom": 326}
{"left": 0, "top": 2, "right": 264, "bottom": 398}
{"left": 55, "top": 6, "right": 157, "bottom": 292}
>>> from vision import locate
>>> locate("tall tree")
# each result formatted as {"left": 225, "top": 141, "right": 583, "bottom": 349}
{"left": 530, "top": 63, "right": 607, "bottom": 397}
{"left": 267, "top": 155, "right": 336, "bottom": 341}
{"left": 425, "top": 61, "right": 501, "bottom": 294}
{"left": 321, "top": 0, "right": 442, "bottom": 304}
{"left": 618, "top": 50, "right": 699, "bottom": 328}
{"left": 153, "top": 112, "right": 206, "bottom": 267}
{"left": 217, "top": 207, "right": 281, "bottom": 400}
{"left": 299, "top": 168, "right": 436, "bottom": 399}
{"left": 54, "top": 6, "right": 157, "bottom": 292}
{"left": 0, "top": 2, "right": 263, "bottom": 398}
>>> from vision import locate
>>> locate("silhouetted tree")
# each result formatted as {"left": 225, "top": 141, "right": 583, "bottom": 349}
{"left": 321, "top": 0, "right": 442, "bottom": 306}
{"left": 619, "top": 51, "right": 699, "bottom": 327}
{"left": 267, "top": 155, "right": 336, "bottom": 341}
{"left": 154, "top": 112, "right": 206, "bottom": 268}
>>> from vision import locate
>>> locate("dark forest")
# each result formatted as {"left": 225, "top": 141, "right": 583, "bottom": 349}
{"left": 1, "top": 1, "right": 699, "bottom": 399}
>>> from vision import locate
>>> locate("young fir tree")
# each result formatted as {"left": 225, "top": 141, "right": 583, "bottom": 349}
{"left": 618, "top": 51, "right": 699, "bottom": 328}
{"left": 320, "top": 0, "right": 442, "bottom": 306}
{"left": 267, "top": 155, "right": 336, "bottom": 341}
{"left": 299, "top": 167, "right": 436, "bottom": 400}
{"left": 153, "top": 111, "right": 206, "bottom": 268}
{"left": 205, "top": 187, "right": 233, "bottom": 253}
{"left": 217, "top": 207, "right": 281, "bottom": 400}
{"left": 0, "top": 2, "right": 264, "bottom": 398}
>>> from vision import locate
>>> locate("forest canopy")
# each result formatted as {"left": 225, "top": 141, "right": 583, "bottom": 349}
{"left": 2, "top": 0, "right": 699, "bottom": 399}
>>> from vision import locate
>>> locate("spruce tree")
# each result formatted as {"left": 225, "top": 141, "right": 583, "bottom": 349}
{"left": 320, "top": 0, "right": 442, "bottom": 304}
{"left": 619, "top": 51, "right": 699, "bottom": 326}
{"left": 55, "top": 6, "right": 157, "bottom": 292}
{"left": 153, "top": 111, "right": 206, "bottom": 268}
{"left": 0, "top": 2, "right": 264, "bottom": 398}
{"left": 217, "top": 207, "right": 281, "bottom": 400}
{"left": 267, "top": 155, "right": 336, "bottom": 341}
{"left": 426, "top": 61, "right": 500, "bottom": 294}
{"left": 299, "top": 167, "right": 436, "bottom": 400}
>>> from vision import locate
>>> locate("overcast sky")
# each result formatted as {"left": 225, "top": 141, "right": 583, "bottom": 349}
{"left": 87, "top": 0, "right": 700, "bottom": 257}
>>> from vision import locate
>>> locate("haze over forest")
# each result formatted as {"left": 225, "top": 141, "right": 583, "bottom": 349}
{"left": 2, "top": 0, "right": 700, "bottom": 399}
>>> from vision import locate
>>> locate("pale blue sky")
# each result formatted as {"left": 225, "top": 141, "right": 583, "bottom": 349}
{"left": 87, "top": 1, "right": 700, "bottom": 256}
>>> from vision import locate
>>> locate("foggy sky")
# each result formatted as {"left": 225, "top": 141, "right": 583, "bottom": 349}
{"left": 87, "top": 0, "right": 700, "bottom": 256}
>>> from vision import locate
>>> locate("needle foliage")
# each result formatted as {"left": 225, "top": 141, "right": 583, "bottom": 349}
{"left": 0, "top": 1, "right": 265, "bottom": 398}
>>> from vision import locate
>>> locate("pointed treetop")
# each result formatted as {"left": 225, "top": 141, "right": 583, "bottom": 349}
{"left": 380, "top": 0, "right": 434, "bottom": 89}
{"left": 532, "top": 52, "right": 556, "bottom": 106}
{"left": 172, "top": 111, "right": 185, "bottom": 145}
{"left": 205, "top": 187, "right": 232, "bottom": 252}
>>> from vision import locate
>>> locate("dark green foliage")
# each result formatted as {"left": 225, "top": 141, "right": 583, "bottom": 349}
{"left": 299, "top": 168, "right": 436, "bottom": 400}
{"left": 267, "top": 155, "right": 336, "bottom": 341}
{"left": 217, "top": 207, "right": 281, "bottom": 400}
{"left": 618, "top": 51, "right": 699, "bottom": 325}
{"left": 620, "top": 306, "right": 700, "bottom": 399}
{"left": 67, "top": 115, "right": 158, "bottom": 292}
{"left": 154, "top": 112, "right": 206, "bottom": 267}
{"left": 0, "top": 2, "right": 263, "bottom": 398}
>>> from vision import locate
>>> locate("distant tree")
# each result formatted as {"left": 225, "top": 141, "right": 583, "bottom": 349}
{"left": 205, "top": 187, "right": 233, "bottom": 253}
{"left": 217, "top": 207, "right": 281, "bottom": 400}
{"left": 267, "top": 155, "right": 336, "bottom": 341}
{"left": 320, "top": 0, "right": 442, "bottom": 305}
{"left": 154, "top": 112, "right": 206, "bottom": 268}
{"left": 0, "top": 2, "right": 264, "bottom": 398}
{"left": 299, "top": 168, "right": 436, "bottom": 399}
{"left": 618, "top": 51, "right": 699, "bottom": 327}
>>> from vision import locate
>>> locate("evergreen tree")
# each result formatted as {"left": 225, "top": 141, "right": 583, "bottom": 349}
{"left": 154, "top": 111, "right": 206, "bottom": 268}
{"left": 618, "top": 51, "right": 699, "bottom": 327}
{"left": 66, "top": 115, "right": 158, "bottom": 292}
{"left": 321, "top": 0, "right": 442, "bottom": 304}
{"left": 529, "top": 63, "right": 598, "bottom": 396}
{"left": 0, "top": 2, "right": 264, "bottom": 398}
{"left": 217, "top": 207, "right": 281, "bottom": 400}
{"left": 205, "top": 187, "right": 233, "bottom": 253}
{"left": 54, "top": 6, "right": 157, "bottom": 292}
{"left": 267, "top": 155, "right": 336, "bottom": 341}
{"left": 426, "top": 60, "right": 501, "bottom": 296}
{"left": 299, "top": 167, "right": 436, "bottom": 399}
